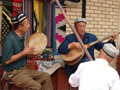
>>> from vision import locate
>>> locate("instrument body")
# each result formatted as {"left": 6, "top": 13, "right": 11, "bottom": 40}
{"left": 27, "top": 33, "right": 47, "bottom": 55}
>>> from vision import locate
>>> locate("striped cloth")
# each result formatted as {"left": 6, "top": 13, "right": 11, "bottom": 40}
{"left": 43, "top": 1, "right": 52, "bottom": 48}
{"left": 23, "top": 0, "right": 33, "bottom": 43}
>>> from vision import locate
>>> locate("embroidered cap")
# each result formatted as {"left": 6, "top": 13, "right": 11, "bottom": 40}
{"left": 11, "top": 13, "right": 27, "bottom": 25}
{"left": 74, "top": 18, "right": 87, "bottom": 24}
{"left": 103, "top": 43, "right": 119, "bottom": 58}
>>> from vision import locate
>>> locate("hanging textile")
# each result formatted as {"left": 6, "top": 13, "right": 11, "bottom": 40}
{"left": 33, "top": 0, "right": 43, "bottom": 33}
{"left": 12, "top": 0, "right": 23, "bottom": 17}
{"left": 43, "top": 1, "right": 52, "bottom": 48}
{"left": 23, "top": 0, "right": 33, "bottom": 42}
{"left": 52, "top": 2, "right": 66, "bottom": 56}
{"left": 1, "top": 0, "right": 12, "bottom": 44}
{"left": 64, "top": 0, "right": 80, "bottom": 6}
{"left": 0, "top": 1, "right": 2, "bottom": 57}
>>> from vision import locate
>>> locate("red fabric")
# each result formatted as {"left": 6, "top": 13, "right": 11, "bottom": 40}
{"left": 27, "top": 61, "right": 38, "bottom": 70}
{"left": 12, "top": 0, "right": 23, "bottom": 17}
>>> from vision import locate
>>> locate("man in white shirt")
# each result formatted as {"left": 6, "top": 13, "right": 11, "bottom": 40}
{"left": 69, "top": 43, "right": 120, "bottom": 90}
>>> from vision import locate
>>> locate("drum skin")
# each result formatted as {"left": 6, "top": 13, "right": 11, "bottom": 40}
{"left": 27, "top": 32, "right": 47, "bottom": 55}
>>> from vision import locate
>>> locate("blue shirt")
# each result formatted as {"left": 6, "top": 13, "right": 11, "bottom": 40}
{"left": 58, "top": 32, "right": 115, "bottom": 76}
{"left": 2, "top": 31, "right": 27, "bottom": 71}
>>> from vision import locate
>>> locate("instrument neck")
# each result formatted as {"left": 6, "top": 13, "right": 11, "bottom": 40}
{"left": 88, "top": 32, "right": 120, "bottom": 48}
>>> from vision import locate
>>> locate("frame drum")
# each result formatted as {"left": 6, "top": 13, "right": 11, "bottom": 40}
{"left": 27, "top": 33, "right": 47, "bottom": 55}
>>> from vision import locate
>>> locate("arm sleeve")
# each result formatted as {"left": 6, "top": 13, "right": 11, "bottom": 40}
{"left": 111, "top": 75, "right": 120, "bottom": 90}
{"left": 58, "top": 36, "right": 70, "bottom": 54}
{"left": 69, "top": 64, "right": 83, "bottom": 87}
{"left": 94, "top": 36, "right": 116, "bottom": 51}
{"left": 69, "top": 73, "right": 79, "bottom": 87}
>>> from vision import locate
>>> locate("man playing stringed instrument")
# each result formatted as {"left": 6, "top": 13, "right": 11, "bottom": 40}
{"left": 58, "top": 17, "right": 118, "bottom": 77}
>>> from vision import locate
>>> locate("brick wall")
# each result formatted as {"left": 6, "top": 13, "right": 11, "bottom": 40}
{"left": 65, "top": 0, "right": 119, "bottom": 58}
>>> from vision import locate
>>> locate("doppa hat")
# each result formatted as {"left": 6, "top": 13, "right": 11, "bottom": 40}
{"left": 103, "top": 43, "right": 119, "bottom": 58}
{"left": 11, "top": 13, "right": 27, "bottom": 25}
{"left": 74, "top": 18, "right": 86, "bottom": 24}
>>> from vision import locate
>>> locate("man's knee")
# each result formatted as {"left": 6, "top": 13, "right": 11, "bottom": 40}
{"left": 18, "top": 80, "right": 42, "bottom": 90}
{"left": 43, "top": 72, "right": 51, "bottom": 80}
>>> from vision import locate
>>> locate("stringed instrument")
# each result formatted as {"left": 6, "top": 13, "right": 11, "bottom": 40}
{"left": 61, "top": 32, "right": 120, "bottom": 65}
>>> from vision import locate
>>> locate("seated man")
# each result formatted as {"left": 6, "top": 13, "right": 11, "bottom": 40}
{"left": 58, "top": 18, "right": 118, "bottom": 77}
{"left": 2, "top": 13, "right": 53, "bottom": 90}
{"left": 69, "top": 43, "right": 120, "bottom": 90}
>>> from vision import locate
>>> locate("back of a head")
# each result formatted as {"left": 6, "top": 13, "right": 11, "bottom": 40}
{"left": 101, "top": 43, "right": 119, "bottom": 61}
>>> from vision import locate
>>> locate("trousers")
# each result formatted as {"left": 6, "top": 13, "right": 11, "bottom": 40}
{"left": 4, "top": 66, "right": 53, "bottom": 90}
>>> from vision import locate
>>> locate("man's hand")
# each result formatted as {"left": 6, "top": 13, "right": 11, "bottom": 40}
{"left": 68, "top": 42, "right": 83, "bottom": 51}
{"left": 23, "top": 44, "right": 35, "bottom": 55}
{"left": 111, "top": 33, "right": 118, "bottom": 42}
{"left": 27, "top": 53, "right": 42, "bottom": 59}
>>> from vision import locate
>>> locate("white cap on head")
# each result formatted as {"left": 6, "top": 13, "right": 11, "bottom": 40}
{"left": 103, "top": 43, "right": 119, "bottom": 58}
{"left": 74, "top": 18, "right": 86, "bottom": 24}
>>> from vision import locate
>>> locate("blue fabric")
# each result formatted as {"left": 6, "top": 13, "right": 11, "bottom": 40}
{"left": 2, "top": 31, "right": 27, "bottom": 71}
{"left": 52, "top": 2, "right": 58, "bottom": 55}
{"left": 58, "top": 32, "right": 115, "bottom": 76}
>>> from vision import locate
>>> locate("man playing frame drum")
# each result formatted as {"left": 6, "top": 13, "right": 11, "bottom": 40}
{"left": 2, "top": 13, "right": 53, "bottom": 90}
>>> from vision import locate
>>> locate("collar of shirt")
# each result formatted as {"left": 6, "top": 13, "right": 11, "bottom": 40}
{"left": 95, "top": 58, "right": 109, "bottom": 65}
{"left": 12, "top": 31, "right": 25, "bottom": 41}
{"left": 75, "top": 32, "right": 88, "bottom": 42}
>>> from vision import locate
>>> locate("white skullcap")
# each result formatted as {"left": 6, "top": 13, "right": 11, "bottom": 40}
{"left": 74, "top": 18, "right": 86, "bottom": 24}
{"left": 103, "top": 43, "right": 119, "bottom": 58}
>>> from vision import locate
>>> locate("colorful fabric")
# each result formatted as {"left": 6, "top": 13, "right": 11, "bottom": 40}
{"left": 52, "top": 2, "right": 66, "bottom": 55}
{"left": 23, "top": 0, "right": 33, "bottom": 42}
{"left": 33, "top": 0, "right": 43, "bottom": 33}
{"left": 36, "top": 61, "right": 65, "bottom": 75}
{"left": 43, "top": 1, "right": 52, "bottom": 47}
{"left": 12, "top": 0, "right": 23, "bottom": 17}
{"left": 1, "top": 0, "right": 12, "bottom": 44}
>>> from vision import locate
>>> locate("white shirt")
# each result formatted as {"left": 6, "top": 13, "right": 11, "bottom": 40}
{"left": 69, "top": 58, "right": 120, "bottom": 90}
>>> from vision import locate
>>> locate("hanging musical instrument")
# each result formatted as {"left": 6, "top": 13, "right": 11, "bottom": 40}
{"left": 61, "top": 32, "right": 120, "bottom": 65}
